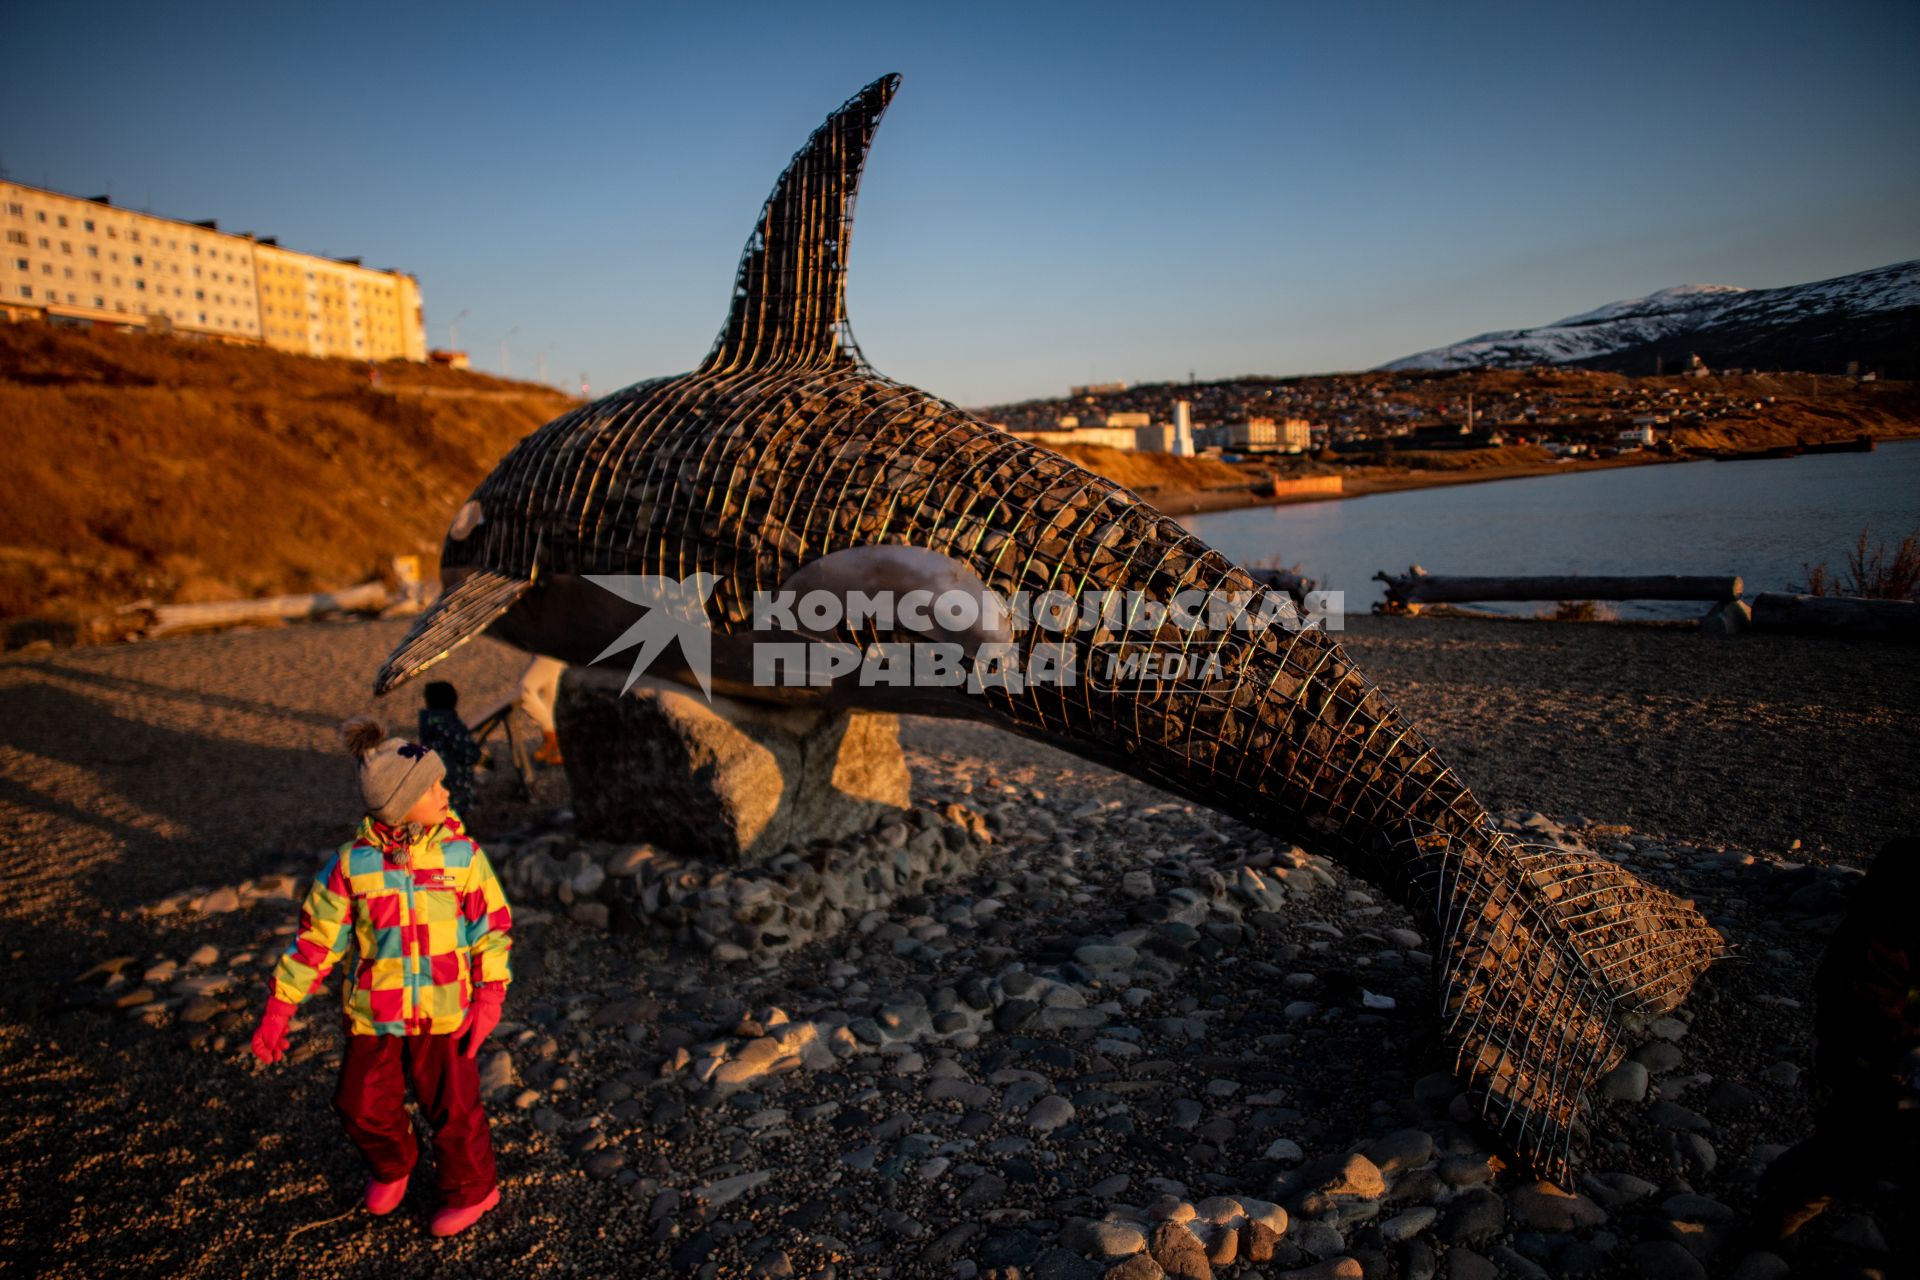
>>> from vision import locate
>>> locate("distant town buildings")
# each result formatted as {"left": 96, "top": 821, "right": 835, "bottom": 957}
{"left": 985, "top": 365, "right": 1817, "bottom": 465}
{"left": 1219, "top": 416, "right": 1314, "bottom": 453}
{"left": 1, "top": 179, "right": 427, "bottom": 362}
{"left": 1013, "top": 425, "right": 1141, "bottom": 451}
{"left": 1132, "top": 423, "right": 1181, "bottom": 453}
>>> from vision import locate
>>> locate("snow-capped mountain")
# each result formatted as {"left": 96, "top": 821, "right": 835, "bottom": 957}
{"left": 1381, "top": 260, "right": 1920, "bottom": 377}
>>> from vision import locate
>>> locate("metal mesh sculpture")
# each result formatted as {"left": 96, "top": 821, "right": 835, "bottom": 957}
{"left": 376, "top": 74, "right": 1722, "bottom": 1183}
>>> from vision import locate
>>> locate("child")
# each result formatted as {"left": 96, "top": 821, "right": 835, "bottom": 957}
{"left": 419, "top": 681, "right": 483, "bottom": 818}
{"left": 251, "top": 716, "right": 514, "bottom": 1237}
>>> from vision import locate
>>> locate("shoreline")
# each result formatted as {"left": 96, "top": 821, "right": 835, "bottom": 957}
{"left": 1142, "top": 453, "right": 1672, "bottom": 516}
{"left": 1140, "top": 430, "right": 1920, "bottom": 516}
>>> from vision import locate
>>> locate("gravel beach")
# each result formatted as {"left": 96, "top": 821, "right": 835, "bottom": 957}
{"left": 1, "top": 615, "right": 1914, "bottom": 1279}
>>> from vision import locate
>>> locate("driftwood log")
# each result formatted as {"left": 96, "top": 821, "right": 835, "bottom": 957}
{"left": 1375, "top": 567, "right": 1742, "bottom": 611}
{"left": 142, "top": 581, "right": 392, "bottom": 636}
{"left": 1246, "top": 566, "right": 1316, "bottom": 603}
{"left": 1750, "top": 593, "right": 1920, "bottom": 641}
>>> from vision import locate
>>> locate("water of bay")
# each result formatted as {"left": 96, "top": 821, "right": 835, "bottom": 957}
{"left": 1183, "top": 439, "right": 1920, "bottom": 619}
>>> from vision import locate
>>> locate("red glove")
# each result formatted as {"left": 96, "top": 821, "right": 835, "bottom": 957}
{"left": 251, "top": 997, "right": 296, "bottom": 1064}
{"left": 458, "top": 983, "right": 506, "bottom": 1059}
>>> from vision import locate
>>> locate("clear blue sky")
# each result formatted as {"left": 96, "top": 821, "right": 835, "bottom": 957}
{"left": 5, "top": 1, "right": 1916, "bottom": 405}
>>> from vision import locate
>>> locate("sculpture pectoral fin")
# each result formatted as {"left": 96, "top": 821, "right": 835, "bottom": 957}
{"left": 374, "top": 568, "right": 535, "bottom": 696}
{"left": 775, "top": 545, "right": 1013, "bottom": 654}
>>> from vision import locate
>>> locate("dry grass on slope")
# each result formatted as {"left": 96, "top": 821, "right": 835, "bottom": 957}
{"left": 1053, "top": 443, "right": 1253, "bottom": 493}
{"left": 0, "top": 323, "right": 576, "bottom": 634}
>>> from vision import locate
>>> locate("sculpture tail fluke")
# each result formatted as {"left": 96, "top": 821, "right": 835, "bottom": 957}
{"left": 1411, "top": 825, "right": 1724, "bottom": 1184}
{"left": 374, "top": 568, "right": 534, "bottom": 696}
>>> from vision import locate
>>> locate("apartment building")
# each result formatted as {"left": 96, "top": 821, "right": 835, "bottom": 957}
{"left": 1, "top": 180, "right": 425, "bottom": 361}
{"left": 1224, "top": 416, "right": 1315, "bottom": 452}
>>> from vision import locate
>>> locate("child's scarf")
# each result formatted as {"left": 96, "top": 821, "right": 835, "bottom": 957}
{"left": 366, "top": 813, "right": 464, "bottom": 868}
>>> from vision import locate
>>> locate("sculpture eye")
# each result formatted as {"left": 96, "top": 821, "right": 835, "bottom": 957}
{"left": 448, "top": 500, "right": 485, "bottom": 541}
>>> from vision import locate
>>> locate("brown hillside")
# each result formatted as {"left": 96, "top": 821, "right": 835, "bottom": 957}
{"left": 1386, "top": 443, "right": 1560, "bottom": 472}
{"left": 1053, "top": 444, "right": 1250, "bottom": 493}
{"left": 0, "top": 323, "right": 576, "bottom": 632}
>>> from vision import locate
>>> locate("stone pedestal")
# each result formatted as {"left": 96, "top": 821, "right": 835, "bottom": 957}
{"left": 554, "top": 668, "right": 911, "bottom": 864}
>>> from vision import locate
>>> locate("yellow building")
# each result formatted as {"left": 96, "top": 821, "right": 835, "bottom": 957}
{"left": 2, "top": 180, "right": 426, "bottom": 361}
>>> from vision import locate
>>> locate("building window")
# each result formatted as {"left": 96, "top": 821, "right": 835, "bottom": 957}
{"left": 19, "top": 285, "right": 30, "bottom": 298}
{"left": 11, "top": 259, "right": 24, "bottom": 270}
{"left": 87, "top": 246, "right": 98, "bottom": 258}
{"left": 4, "top": 231, "right": 23, "bottom": 244}
{"left": 59, "top": 241, "right": 71, "bottom": 254}
{"left": 135, "top": 280, "right": 145, "bottom": 290}
{"left": 35, "top": 211, "right": 45, "bottom": 222}
{"left": 36, "top": 237, "right": 48, "bottom": 249}
{"left": 57, "top": 215, "right": 68, "bottom": 228}
{"left": 133, "top": 254, "right": 142, "bottom": 266}
{"left": 94, "top": 296, "right": 105, "bottom": 307}
{"left": 5, "top": 203, "right": 21, "bottom": 216}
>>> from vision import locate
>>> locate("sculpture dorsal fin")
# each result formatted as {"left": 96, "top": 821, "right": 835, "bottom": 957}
{"left": 700, "top": 74, "right": 900, "bottom": 375}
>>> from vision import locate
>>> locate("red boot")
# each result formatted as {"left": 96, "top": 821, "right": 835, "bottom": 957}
{"left": 365, "top": 1174, "right": 408, "bottom": 1216}
{"left": 429, "top": 1186, "right": 501, "bottom": 1237}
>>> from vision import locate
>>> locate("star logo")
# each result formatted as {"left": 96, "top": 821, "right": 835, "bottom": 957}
{"left": 584, "top": 573, "right": 721, "bottom": 700}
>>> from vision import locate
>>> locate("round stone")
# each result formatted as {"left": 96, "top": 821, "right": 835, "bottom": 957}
{"left": 1027, "top": 1095, "right": 1076, "bottom": 1132}
{"left": 1599, "top": 1061, "right": 1648, "bottom": 1102}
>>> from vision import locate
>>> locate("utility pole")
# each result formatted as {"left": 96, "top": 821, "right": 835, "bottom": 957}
{"left": 450, "top": 307, "right": 468, "bottom": 350}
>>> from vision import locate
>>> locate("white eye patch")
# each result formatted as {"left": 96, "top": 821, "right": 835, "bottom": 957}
{"left": 448, "top": 500, "right": 485, "bottom": 542}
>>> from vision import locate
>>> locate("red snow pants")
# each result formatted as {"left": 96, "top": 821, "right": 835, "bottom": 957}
{"left": 333, "top": 1031, "right": 497, "bottom": 1208}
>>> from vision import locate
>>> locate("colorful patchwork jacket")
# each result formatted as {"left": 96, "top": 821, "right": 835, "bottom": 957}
{"left": 270, "top": 812, "right": 513, "bottom": 1035}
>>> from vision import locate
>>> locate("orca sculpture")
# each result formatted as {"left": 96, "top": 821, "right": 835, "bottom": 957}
{"left": 376, "top": 74, "right": 1720, "bottom": 1181}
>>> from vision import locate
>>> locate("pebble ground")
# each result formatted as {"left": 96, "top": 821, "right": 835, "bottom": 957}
{"left": 1, "top": 615, "right": 1914, "bottom": 1279}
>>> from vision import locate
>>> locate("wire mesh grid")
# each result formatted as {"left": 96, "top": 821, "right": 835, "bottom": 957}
{"left": 395, "top": 74, "right": 1724, "bottom": 1182}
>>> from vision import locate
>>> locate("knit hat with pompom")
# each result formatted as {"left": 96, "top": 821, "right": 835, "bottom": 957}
{"left": 342, "top": 716, "right": 446, "bottom": 824}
